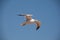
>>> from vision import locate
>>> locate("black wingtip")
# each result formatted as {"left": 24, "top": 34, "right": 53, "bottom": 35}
{"left": 36, "top": 26, "right": 40, "bottom": 30}
{"left": 18, "top": 14, "right": 25, "bottom": 16}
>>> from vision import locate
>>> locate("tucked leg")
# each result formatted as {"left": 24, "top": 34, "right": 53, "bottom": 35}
{"left": 20, "top": 22, "right": 26, "bottom": 26}
{"left": 20, "top": 21, "right": 31, "bottom": 26}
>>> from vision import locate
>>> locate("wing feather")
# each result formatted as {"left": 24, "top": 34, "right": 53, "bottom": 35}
{"left": 18, "top": 14, "right": 26, "bottom": 16}
{"left": 35, "top": 21, "right": 41, "bottom": 30}
{"left": 18, "top": 14, "right": 32, "bottom": 20}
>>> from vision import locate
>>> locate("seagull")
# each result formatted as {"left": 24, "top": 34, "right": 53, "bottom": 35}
{"left": 18, "top": 14, "right": 41, "bottom": 30}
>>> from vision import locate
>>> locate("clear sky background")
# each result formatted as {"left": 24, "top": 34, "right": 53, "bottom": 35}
{"left": 0, "top": 0, "right": 60, "bottom": 40}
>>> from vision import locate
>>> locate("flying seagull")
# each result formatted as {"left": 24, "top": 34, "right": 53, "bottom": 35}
{"left": 18, "top": 14, "right": 41, "bottom": 30}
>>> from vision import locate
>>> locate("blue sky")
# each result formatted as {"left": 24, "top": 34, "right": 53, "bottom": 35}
{"left": 0, "top": 0, "right": 60, "bottom": 40}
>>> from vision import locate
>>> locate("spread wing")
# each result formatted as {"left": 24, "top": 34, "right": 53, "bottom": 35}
{"left": 35, "top": 20, "right": 41, "bottom": 30}
{"left": 18, "top": 14, "right": 32, "bottom": 20}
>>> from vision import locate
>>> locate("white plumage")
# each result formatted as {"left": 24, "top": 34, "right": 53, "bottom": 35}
{"left": 18, "top": 14, "right": 41, "bottom": 30}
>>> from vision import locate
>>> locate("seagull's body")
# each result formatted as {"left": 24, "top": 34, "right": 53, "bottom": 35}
{"left": 18, "top": 14, "right": 41, "bottom": 30}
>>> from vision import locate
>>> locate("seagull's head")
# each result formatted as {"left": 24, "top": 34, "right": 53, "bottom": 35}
{"left": 26, "top": 14, "right": 32, "bottom": 16}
